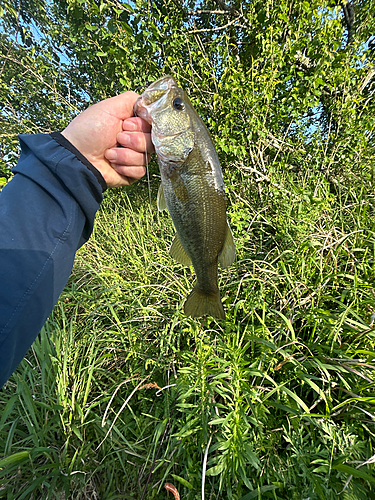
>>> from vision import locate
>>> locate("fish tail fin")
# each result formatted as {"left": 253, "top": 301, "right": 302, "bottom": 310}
{"left": 184, "top": 286, "right": 225, "bottom": 320}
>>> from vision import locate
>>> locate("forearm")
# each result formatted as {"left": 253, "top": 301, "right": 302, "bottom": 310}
{"left": 0, "top": 133, "right": 105, "bottom": 387}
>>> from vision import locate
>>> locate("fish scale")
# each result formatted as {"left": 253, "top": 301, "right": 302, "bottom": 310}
{"left": 134, "top": 76, "right": 236, "bottom": 319}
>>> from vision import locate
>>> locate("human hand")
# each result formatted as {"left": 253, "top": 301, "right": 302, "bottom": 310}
{"left": 61, "top": 91, "right": 154, "bottom": 188}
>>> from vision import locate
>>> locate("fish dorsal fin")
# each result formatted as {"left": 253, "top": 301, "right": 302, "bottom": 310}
{"left": 218, "top": 220, "right": 236, "bottom": 268}
{"left": 169, "top": 233, "right": 192, "bottom": 267}
{"left": 157, "top": 183, "right": 167, "bottom": 212}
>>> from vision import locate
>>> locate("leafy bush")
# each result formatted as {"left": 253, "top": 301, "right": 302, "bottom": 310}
{"left": 1, "top": 0, "right": 375, "bottom": 498}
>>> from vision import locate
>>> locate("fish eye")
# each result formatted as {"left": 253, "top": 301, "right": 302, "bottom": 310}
{"left": 173, "top": 97, "right": 185, "bottom": 111}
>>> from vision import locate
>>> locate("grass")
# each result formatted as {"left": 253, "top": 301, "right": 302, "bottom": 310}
{"left": 1, "top": 159, "right": 375, "bottom": 499}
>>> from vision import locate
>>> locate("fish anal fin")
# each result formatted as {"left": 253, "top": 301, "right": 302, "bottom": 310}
{"left": 157, "top": 183, "right": 167, "bottom": 212}
{"left": 218, "top": 220, "right": 236, "bottom": 268}
{"left": 169, "top": 234, "right": 192, "bottom": 267}
{"left": 184, "top": 286, "right": 225, "bottom": 320}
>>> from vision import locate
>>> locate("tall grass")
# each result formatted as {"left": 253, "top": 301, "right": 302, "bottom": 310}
{"left": 1, "top": 160, "right": 375, "bottom": 499}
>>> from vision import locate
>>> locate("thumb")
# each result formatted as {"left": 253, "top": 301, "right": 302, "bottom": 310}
{"left": 95, "top": 91, "right": 140, "bottom": 121}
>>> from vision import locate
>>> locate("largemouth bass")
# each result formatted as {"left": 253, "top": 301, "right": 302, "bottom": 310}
{"left": 134, "top": 76, "right": 235, "bottom": 319}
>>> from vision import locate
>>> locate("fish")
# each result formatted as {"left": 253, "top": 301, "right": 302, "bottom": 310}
{"left": 134, "top": 75, "right": 235, "bottom": 319}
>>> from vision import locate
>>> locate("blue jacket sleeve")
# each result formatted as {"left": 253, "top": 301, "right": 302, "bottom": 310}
{"left": 0, "top": 133, "right": 106, "bottom": 387}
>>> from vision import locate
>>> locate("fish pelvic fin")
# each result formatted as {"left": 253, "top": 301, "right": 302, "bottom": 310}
{"left": 184, "top": 286, "right": 225, "bottom": 320}
{"left": 218, "top": 220, "right": 236, "bottom": 268}
{"left": 157, "top": 183, "right": 167, "bottom": 211}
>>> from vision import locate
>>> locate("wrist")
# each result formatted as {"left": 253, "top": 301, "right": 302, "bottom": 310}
{"left": 51, "top": 132, "right": 107, "bottom": 192}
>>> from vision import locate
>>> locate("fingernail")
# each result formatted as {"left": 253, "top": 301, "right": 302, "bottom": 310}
{"left": 118, "top": 132, "right": 131, "bottom": 147}
{"left": 123, "top": 120, "right": 137, "bottom": 131}
{"left": 105, "top": 150, "right": 117, "bottom": 161}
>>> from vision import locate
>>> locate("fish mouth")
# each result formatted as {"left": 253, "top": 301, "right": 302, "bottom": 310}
{"left": 144, "top": 75, "right": 176, "bottom": 94}
{"left": 133, "top": 76, "right": 178, "bottom": 120}
{"left": 133, "top": 96, "right": 148, "bottom": 121}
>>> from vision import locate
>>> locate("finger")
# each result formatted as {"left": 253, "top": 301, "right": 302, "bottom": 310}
{"left": 116, "top": 131, "right": 154, "bottom": 154}
{"left": 105, "top": 147, "right": 151, "bottom": 166}
{"left": 123, "top": 117, "right": 152, "bottom": 133}
{"left": 112, "top": 165, "right": 146, "bottom": 182}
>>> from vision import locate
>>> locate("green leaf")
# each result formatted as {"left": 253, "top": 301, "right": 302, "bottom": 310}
{"left": 170, "top": 474, "right": 194, "bottom": 489}
{"left": 332, "top": 464, "right": 375, "bottom": 484}
{"left": 240, "top": 485, "right": 277, "bottom": 500}
{"left": 206, "top": 462, "right": 225, "bottom": 476}
{"left": 0, "top": 451, "right": 29, "bottom": 468}
{"left": 71, "top": 424, "right": 83, "bottom": 441}
{"left": 0, "top": 395, "right": 18, "bottom": 427}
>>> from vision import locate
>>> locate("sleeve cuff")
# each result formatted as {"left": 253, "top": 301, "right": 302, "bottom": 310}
{"left": 50, "top": 132, "right": 107, "bottom": 193}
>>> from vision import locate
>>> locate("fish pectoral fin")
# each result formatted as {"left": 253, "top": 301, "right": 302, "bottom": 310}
{"left": 218, "top": 220, "right": 236, "bottom": 268}
{"left": 170, "top": 171, "right": 189, "bottom": 203}
{"left": 169, "top": 234, "right": 192, "bottom": 267}
{"left": 157, "top": 183, "right": 167, "bottom": 212}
